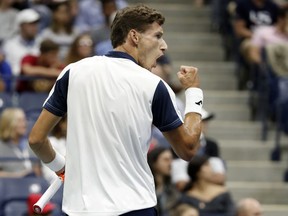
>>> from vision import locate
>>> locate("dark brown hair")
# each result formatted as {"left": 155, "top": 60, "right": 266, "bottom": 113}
{"left": 147, "top": 146, "right": 171, "bottom": 188}
{"left": 49, "top": 1, "right": 73, "bottom": 34}
{"left": 183, "top": 155, "right": 209, "bottom": 191}
{"left": 110, "top": 4, "right": 165, "bottom": 48}
{"left": 65, "top": 33, "right": 93, "bottom": 64}
{"left": 40, "top": 39, "right": 59, "bottom": 53}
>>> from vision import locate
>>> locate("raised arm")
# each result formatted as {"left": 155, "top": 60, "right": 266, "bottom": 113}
{"left": 163, "top": 66, "right": 202, "bottom": 161}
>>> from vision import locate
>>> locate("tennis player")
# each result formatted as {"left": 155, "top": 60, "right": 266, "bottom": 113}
{"left": 29, "top": 4, "right": 203, "bottom": 216}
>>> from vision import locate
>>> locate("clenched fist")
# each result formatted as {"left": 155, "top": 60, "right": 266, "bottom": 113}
{"left": 177, "top": 66, "right": 200, "bottom": 89}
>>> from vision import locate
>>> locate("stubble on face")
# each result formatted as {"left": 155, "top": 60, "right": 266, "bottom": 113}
{"left": 137, "top": 22, "right": 166, "bottom": 71}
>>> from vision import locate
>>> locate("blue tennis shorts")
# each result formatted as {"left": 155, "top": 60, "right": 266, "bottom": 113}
{"left": 65, "top": 207, "right": 158, "bottom": 216}
{"left": 120, "top": 207, "right": 158, "bottom": 216}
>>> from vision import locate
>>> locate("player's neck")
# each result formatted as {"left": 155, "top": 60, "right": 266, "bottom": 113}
{"left": 114, "top": 44, "right": 139, "bottom": 64}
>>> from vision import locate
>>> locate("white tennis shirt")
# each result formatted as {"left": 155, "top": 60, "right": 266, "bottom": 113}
{"left": 43, "top": 51, "right": 183, "bottom": 215}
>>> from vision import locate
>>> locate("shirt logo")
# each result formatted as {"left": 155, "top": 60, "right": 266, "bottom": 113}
{"left": 195, "top": 100, "right": 203, "bottom": 106}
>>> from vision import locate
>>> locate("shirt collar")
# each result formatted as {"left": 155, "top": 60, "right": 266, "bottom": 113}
{"left": 105, "top": 51, "right": 138, "bottom": 64}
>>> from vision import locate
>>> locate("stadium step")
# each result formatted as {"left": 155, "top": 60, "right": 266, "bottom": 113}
{"left": 220, "top": 140, "right": 275, "bottom": 161}
{"left": 208, "top": 120, "right": 262, "bottom": 140}
{"left": 227, "top": 182, "right": 288, "bottom": 205}
{"left": 262, "top": 205, "right": 288, "bottom": 216}
{"left": 173, "top": 61, "right": 237, "bottom": 90}
{"left": 165, "top": 32, "right": 222, "bottom": 48}
{"left": 226, "top": 161, "right": 287, "bottom": 182}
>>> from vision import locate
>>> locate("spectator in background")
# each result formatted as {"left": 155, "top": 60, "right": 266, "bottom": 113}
{"left": 199, "top": 109, "right": 226, "bottom": 186}
{"left": 233, "top": 0, "right": 280, "bottom": 53}
{"left": 169, "top": 203, "right": 199, "bottom": 216}
{"left": 39, "top": 0, "right": 79, "bottom": 61}
{"left": 91, "top": 0, "right": 118, "bottom": 55}
{"left": 0, "top": 0, "right": 18, "bottom": 44}
{"left": 236, "top": 198, "right": 263, "bottom": 216}
{"left": 172, "top": 108, "right": 226, "bottom": 192}
{"left": 64, "top": 33, "right": 94, "bottom": 64}
{"left": 245, "top": 8, "right": 288, "bottom": 121}
{"left": 25, "top": 193, "right": 55, "bottom": 216}
{"left": 148, "top": 146, "right": 179, "bottom": 216}
{"left": 30, "top": 0, "right": 53, "bottom": 33}
{"left": 177, "top": 155, "right": 235, "bottom": 216}
{"left": 2, "top": 8, "right": 41, "bottom": 76}
{"left": 16, "top": 39, "right": 64, "bottom": 93}
{"left": 75, "top": 0, "right": 127, "bottom": 33}
{"left": 30, "top": 0, "right": 79, "bottom": 34}
{"left": 248, "top": 7, "right": 288, "bottom": 64}
{"left": 0, "top": 108, "right": 41, "bottom": 178}
{"left": 0, "top": 50, "right": 13, "bottom": 92}
{"left": 11, "top": 0, "right": 29, "bottom": 10}
{"left": 199, "top": 109, "right": 220, "bottom": 157}
{"left": 172, "top": 155, "right": 226, "bottom": 193}
{"left": 232, "top": 0, "right": 280, "bottom": 89}
{"left": 216, "top": 0, "right": 236, "bottom": 61}
{"left": 154, "top": 54, "right": 183, "bottom": 94}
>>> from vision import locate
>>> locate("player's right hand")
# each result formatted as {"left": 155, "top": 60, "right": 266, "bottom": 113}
{"left": 177, "top": 65, "right": 200, "bottom": 89}
{"left": 56, "top": 168, "right": 65, "bottom": 181}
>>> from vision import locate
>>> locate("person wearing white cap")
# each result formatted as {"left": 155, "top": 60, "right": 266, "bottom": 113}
{"left": 2, "top": 8, "right": 41, "bottom": 76}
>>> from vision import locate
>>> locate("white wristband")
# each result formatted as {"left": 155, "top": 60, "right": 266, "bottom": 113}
{"left": 44, "top": 151, "right": 65, "bottom": 172}
{"left": 184, "top": 87, "right": 203, "bottom": 115}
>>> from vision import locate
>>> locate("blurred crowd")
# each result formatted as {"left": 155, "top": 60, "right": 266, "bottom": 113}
{"left": 1, "top": 0, "right": 287, "bottom": 215}
{"left": 206, "top": 0, "right": 288, "bottom": 130}
{"left": 0, "top": 0, "right": 127, "bottom": 94}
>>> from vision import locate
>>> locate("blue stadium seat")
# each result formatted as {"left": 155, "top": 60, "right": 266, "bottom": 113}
{"left": 0, "top": 92, "right": 14, "bottom": 113}
{"left": 3, "top": 202, "right": 27, "bottom": 216}
{"left": 18, "top": 92, "right": 48, "bottom": 116}
{"left": 0, "top": 177, "right": 49, "bottom": 216}
{"left": 51, "top": 184, "right": 65, "bottom": 216}
{"left": 0, "top": 179, "right": 4, "bottom": 216}
{"left": 17, "top": 92, "right": 49, "bottom": 133}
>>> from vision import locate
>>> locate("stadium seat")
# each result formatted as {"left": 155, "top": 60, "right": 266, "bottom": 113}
{"left": 0, "top": 179, "right": 4, "bottom": 216}
{"left": 0, "top": 177, "right": 49, "bottom": 216}
{"left": 51, "top": 184, "right": 65, "bottom": 215}
{"left": 0, "top": 92, "right": 14, "bottom": 113}
{"left": 18, "top": 92, "right": 48, "bottom": 116}
{"left": 18, "top": 92, "right": 49, "bottom": 132}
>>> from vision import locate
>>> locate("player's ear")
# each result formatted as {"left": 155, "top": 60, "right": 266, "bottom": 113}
{"left": 129, "top": 29, "right": 140, "bottom": 47}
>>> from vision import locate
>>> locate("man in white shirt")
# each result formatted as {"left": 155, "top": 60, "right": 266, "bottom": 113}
{"left": 2, "top": 8, "right": 41, "bottom": 76}
{"left": 29, "top": 4, "right": 203, "bottom": 216}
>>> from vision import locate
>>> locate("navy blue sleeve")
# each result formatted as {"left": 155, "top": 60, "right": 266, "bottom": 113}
{"left": 43, "top": 70, "right": 69, "bottom": 116}
{"left": 152, "top": 81, "right": 183, "bottom": 132}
